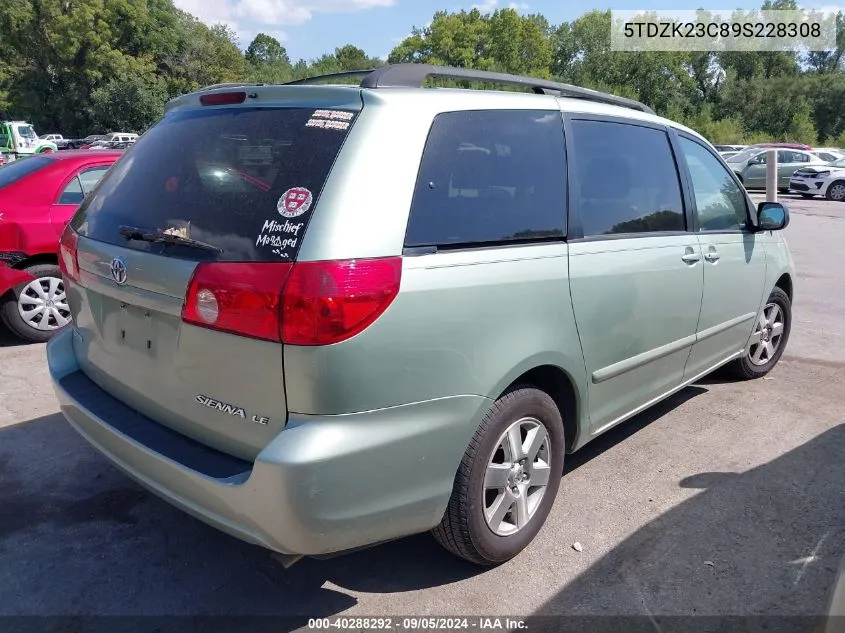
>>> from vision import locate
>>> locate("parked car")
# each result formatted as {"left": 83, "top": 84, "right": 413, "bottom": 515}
{"left": 47, "top": 64, "right": 794, "bottom": 567}
{"left": 713, "top": 144, "right": 746, "bottom": 153}
{"left": 811, "top": 149, "right": 845, "bottom": 163}
{"left": 78, "top": 135, "right": 106, "bottom": 150}
{"left": 750, "top": 142, "right": 813, "bottom": 151}
{"left": 725, "top": 147, "right": 827, "bottom": 191}
{"left": 102, "top": 132, "right": 138, "bottom": 144}
{"left": 89, "top": 139, "right": 135, "bottom": 151}
{"left": 41, "top": 134, "right": 91, "bottom": 151}
{"left": 788, "top": 157, "right": 845, "bottom": 200}
{"left": 719, "top": 150, "right": 740, "bottom": 159}
{"left": 0, "top": 150, "right": 121, "bottom": 342}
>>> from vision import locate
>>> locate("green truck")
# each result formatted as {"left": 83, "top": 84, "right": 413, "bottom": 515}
{"left": 0, "top": 120, "right": 58, "bottom": 161}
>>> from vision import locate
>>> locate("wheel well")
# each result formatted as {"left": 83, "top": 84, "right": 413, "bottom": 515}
{"left": 506, "top": 365, "right": 579, "bottom": 453}
{"left": 775, "top": 273, "right": 793, "bottom": 301}
{"left": 13, "top": 253, "right": 58, "bottom": 270}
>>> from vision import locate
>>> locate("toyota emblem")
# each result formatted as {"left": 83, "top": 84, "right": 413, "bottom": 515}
{"left": 110, "top": 257, "right": 128, "bottom": 285}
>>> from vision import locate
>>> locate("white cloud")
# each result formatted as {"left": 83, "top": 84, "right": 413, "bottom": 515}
{"left": 173, "top": 0, "right": 395, "bottom": 46}
{"left": 471, "top": 0, "right": 529, "bottom": 13}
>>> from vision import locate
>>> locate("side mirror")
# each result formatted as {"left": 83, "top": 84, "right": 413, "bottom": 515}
{"left": 757, "top": 201, "right": 789, "bottom": 231}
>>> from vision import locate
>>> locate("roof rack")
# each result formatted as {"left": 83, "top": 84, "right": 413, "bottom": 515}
{"left": 281, "top": 63, "right": 655, "bottom": 115}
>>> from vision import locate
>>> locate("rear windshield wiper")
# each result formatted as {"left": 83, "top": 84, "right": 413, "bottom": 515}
{"left": 118, "top": 225, "right": 223, "bottom": 253}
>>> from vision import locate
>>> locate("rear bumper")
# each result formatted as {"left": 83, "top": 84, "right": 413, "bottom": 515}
{"left": 0, "top": 260, "right": 34, "bottom": 296}
{"left": 47, "top": 328, "right": 490, "bottom": 556}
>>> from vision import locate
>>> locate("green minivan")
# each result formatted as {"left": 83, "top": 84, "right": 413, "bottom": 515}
{"left": 47, "top": 64, "right": 795, "bottom": 567}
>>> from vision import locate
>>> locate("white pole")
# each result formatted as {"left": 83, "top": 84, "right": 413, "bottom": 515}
{"left": 766, "top": 149, "right": 778, "bottom": 202}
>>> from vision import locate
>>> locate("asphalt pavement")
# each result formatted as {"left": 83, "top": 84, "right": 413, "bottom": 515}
{"left": 0, "top": 193, "right": 843, "bottom": 625}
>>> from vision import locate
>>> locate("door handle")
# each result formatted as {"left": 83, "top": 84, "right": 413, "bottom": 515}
{"left": 704, "top": 251, "right": 721, "bottom": 263}
{"left": 681, "top": 252, "right": 701, "bottom": 264}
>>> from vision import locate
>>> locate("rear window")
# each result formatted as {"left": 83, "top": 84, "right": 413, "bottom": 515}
{"left": 0, "top": 156, "right": 53, "bottom": 190}
{"left": 71, "top": 107, "right": 358, "bottom": 262}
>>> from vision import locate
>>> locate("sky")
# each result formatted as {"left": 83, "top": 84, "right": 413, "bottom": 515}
{"left": 172, "top": 0, "right": 835, "bottom": 62}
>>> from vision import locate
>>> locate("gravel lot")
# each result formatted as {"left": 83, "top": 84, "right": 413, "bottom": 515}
{"left": 1, "top": 193, "right": 843, "bottom": 625}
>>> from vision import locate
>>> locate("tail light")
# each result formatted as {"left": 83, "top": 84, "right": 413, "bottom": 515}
{"left": 182, "top": 263, "right": 294, "bottom": 342}
{"left": 58, "top": 226, "right": 79, "bottom": 282}
{"left": 281, "top": 258, "right": 402, "bottom": 346}
{"left": 181, "top": 258, "right": 402, "bottom": 345}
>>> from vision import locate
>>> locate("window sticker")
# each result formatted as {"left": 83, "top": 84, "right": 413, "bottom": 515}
{"left": 278, "top": 187, "right": 313, "bottom": 218}
{"left": 255, "top": 218, "right": 305, "bottom": 259}
{"left": 305, "top": 109, "right": 355, "bottom": 131}
{"left": 254, "top": 186, "right": 314, "bottom": 259}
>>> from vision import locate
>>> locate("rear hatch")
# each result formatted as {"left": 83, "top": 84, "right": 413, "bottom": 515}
{"left": 65, "top": 92, "right": 361, "bottom": 460}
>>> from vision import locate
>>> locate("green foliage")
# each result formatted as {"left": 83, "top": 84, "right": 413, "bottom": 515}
{"left": 0, "top": 0, "right": 844, "bottom": 145}
{"left": 245, "top": 33, "right": 293, "bottom": 84}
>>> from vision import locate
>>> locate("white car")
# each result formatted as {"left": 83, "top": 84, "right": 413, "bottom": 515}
{"left": 102, "top": 132, "right": 138, "bottom": 143}
{"left": 812, "top": 149, "right": 845, "bottom": 163}
{"left": 789, "top": 157, "right": 845, "bottom": 201}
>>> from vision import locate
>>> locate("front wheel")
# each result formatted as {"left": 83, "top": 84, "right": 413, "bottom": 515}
{"left": 432, "top": 386, "right": 565, "bottom": 566}
{"left": 0, "top": 263, "right": 71, "bottom": 343}
{"left": 826, "top": 181, "right": 845, "bottom": 201}
{"left": 726, "top": 286, "right": 791, "bottom": 380}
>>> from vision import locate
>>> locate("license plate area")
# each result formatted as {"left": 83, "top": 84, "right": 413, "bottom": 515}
{"left": 117, "top": 301, "right": 160, "bottom": 354}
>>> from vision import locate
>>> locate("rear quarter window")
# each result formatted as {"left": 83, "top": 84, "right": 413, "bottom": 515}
{"left": 71, "top": 107, "right": 358, "bottom": 262}
{"left": 405, "top": 110, "right": 567, "bottom": 248}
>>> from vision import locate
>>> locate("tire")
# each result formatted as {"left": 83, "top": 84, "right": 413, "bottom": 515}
{"left": 826, "top": 180, "right": 845, "bottom": 202}
{"left": 778, "top": 187, "right": 789, "bottom": 194}
{"left": 726, "top": 286, "right": 791, "bottom": 380}
{"left": 432, "top": 386, "right": 565, "bottom": 566}
{"left": 0, "top": 263, "right": 71, "bottom": 343}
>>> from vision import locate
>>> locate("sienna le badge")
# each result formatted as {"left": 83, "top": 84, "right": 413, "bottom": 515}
{"left": 278, "top": 187, "right": 313, "bottom": 219}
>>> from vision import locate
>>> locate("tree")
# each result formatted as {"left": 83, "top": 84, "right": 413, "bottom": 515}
{"left": 787, "top": 102, "right": 818, "bottom": 145}
{"left": 246, "top": 33, "right": 291, "bottom": 67}
{"left": 89, "top": 66, "right": 168, "bottom": 132}
{"left": 334, "top": 45, "right": 370, "bottom": 70}
{"left": 245, "top": 33, "right": 292, "bottom": 84}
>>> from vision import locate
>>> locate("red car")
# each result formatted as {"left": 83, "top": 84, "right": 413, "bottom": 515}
{"left": 0, "top": 150, "right": 121, "bottom": 342}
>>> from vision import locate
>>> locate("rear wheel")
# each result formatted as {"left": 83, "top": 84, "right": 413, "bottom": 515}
{"left": 826, "top": 181, "right": 845, "bottom": 201}
{"left": 0, "top": 263, "right": 71, "bottom": 343}
{"left": 432, "top": 386, "right": 564, "bottom": 566}
{"left": 726, "top": 286, "right": 791, "bottom": 380}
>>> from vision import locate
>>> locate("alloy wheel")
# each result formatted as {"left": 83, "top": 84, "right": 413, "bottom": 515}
{"left": 748, "top": 302, "right": 785, "bottom": 367}
{"left": 482, "top": 416, "right": 552, "bottom": 536}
